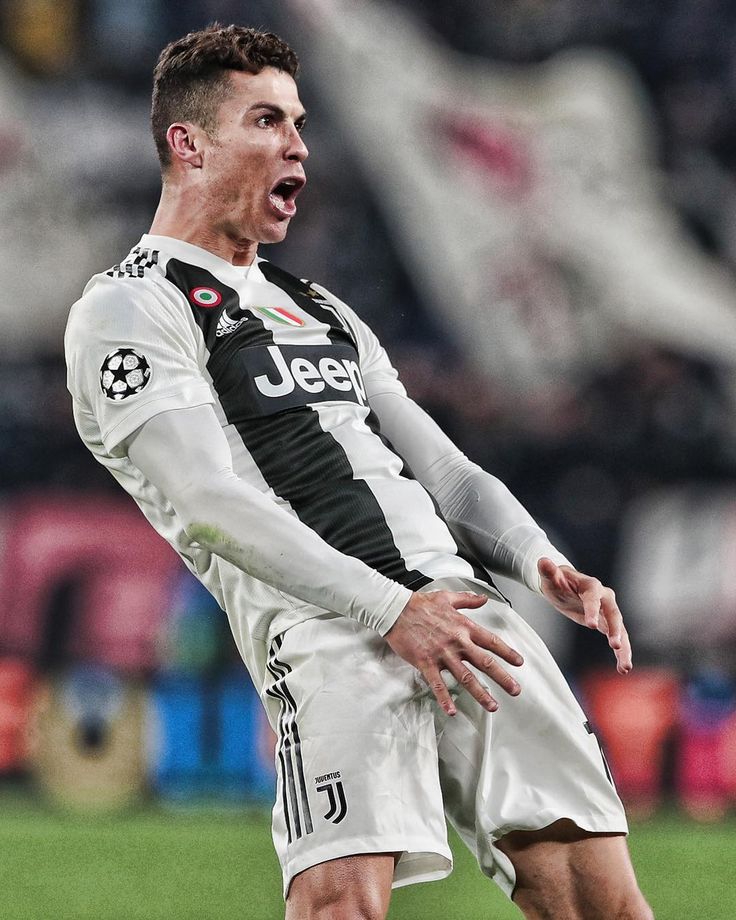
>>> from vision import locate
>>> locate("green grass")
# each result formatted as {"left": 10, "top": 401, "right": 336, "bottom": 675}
{"left": 0, "top": 797, "right": 734, "bottom": 919}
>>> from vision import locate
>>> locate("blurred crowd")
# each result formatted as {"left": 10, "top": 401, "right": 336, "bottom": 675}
{"left": 2, "top": 0, "right": 736, "bottom": 672}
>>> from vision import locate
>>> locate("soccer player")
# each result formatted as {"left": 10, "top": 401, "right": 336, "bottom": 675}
{"left": 65, "top": 24, "right": 653, "bottom": 920}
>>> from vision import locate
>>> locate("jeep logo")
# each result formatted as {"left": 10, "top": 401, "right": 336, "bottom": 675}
{"left": 254, "top": 345, "right": 366, "bottom": 406}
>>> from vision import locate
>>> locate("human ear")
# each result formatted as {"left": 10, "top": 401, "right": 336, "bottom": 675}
{"left": 166, "top": 123, "right": 205, "bottom": 169}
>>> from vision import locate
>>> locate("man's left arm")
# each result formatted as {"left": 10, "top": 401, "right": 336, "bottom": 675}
{"left": 370, "top": 387, "right": 631, "bottom": 673}
{"left": 373, "top": 387, "right": 569, "bottom": 594}
{"left": 317, "top": 287, "right": 631, "bottom": 672}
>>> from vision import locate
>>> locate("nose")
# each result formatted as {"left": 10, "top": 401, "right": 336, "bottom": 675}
{"left": 286, "top": 123, "right": 308, "bottom": 163}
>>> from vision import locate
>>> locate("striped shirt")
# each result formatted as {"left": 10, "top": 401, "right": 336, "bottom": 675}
{"left": 65, "top": 234, "right": 507, "bottom": 681}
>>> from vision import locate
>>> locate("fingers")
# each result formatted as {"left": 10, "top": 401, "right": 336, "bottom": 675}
{"left": 537, "top": 556, "right": 559, "bottom": 582}
{"left": 585, "top": 585, "right": 634, "bottom": 674}
{"left": 422, "top": 623, "right": 524, "bottom": 716}
{"left": 538, "top": 557, "right": 574, "bottom": 598}
{"left": 463, "top": 645, "right": 521, "bottom": 698}
{"left": 538, "top": 561, "right": 635, "bottom": 675}
{"left": 578, "top": 580, "right": 604, "bottom": 630}
{"left": 429, "top": 661, "right": 498, "bottom": 716}
{"left": 445, "top": 660, "right": 498, "bottom": 713}
{"left": 448, "top": 591, "right": 489, "bottom": 610}
{"left": 471, "top": 623, "right": 524, "bottom": 668}
{"left": 600, "top": 592, "right": 633, "bottom": 673}
{"left": 424, "top": 665, "right": 460, "bottom": 717}
{"left": 386, "top": 590, "right": 525, "bottom": 716}
{"left": 423, "top": 653, "right": 519, "bottom": 717}
{"left": 614, "top": 627, "right": 633, "bottom": 675}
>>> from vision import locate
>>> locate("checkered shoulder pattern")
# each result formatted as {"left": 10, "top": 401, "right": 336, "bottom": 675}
{"left": 106, "top": 247, "right": 159, "bottom": 279}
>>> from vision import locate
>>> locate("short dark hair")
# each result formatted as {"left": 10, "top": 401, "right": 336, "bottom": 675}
{"left": 151, "top": 23, "right": 299, "bottom": 170}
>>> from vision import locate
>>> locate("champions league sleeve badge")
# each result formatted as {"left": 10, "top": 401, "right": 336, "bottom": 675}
{"left": 100, "top": 348, "right": 152, "bottom": 401}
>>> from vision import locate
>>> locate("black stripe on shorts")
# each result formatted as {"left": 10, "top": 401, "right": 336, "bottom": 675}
{"left": 265, "top": 636, "right": 313, "bottom": 843}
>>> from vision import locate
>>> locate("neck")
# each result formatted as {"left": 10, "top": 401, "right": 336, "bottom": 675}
{"left": 149, "top": 181, "right": 258, "bottom": 267}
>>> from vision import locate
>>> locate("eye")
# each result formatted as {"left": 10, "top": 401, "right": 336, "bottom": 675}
{"left": 256, "top": 114, "right": 273, "bottom": 128}
{"left": 295, "top": 120, "right": 306, "bottom": 134}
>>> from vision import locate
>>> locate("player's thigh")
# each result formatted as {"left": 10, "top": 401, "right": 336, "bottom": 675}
{"left": 285, "top": 852, "right": 397, "bottom": 920}
{"left": 434, "top": 583, "right": 627, "bottom": 899}
{"left": 496, "top": 821, "right": 651, "bottom": 919}
{"left": 264, "top": 615, "right": 452, "bottom": 899}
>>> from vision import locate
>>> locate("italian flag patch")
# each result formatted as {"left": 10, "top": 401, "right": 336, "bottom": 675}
{"left": 255, "top": 306, "right": 305, "bottom": 326}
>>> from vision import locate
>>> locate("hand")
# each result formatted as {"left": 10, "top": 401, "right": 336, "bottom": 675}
{"left": 537, "top": 557, "right": 632, "bottom": 675}
{"left": 385, "top": 590, "right": 524, "bottom": 717}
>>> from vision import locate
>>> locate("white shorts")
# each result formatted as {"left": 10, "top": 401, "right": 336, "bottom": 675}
{"left": 260, "top": 578, "right": 628, "bottom": 900}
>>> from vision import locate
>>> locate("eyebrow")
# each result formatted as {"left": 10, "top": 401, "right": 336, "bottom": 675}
{"left": 249, "top": 102, "right": 308, "bottom": 123}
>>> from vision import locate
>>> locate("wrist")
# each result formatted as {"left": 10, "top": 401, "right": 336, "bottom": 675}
{"left": 349, "top": 580, "right": 413, "bottom": 635}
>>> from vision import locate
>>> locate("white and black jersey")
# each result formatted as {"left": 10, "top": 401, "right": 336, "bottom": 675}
{"left": 164, "top": 253, "right": 451, "bottom": 593}
{"left": 66, "top": 235, "right": 568, "bottom": 684}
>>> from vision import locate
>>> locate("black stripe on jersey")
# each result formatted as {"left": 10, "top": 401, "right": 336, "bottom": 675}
{"left": 363, "top": 408, "right": 501, "bottom": 591}
{"left": 215, "top": 342, "right": 368, "bottom": 420}
{"left": 259, "top": 261, "right": 356, "bottom": 348}
{"left": 238, "top": 408, "right": 431, "bottom": 588}
{"left": 166, "top": 257, "right": 432, "bottom": 588}
{"left": 166, "top": 259, "right": 274, "bottom": 354}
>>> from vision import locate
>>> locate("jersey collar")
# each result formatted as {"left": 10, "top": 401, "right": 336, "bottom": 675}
{"left": 139, "top": 233, "right": 266, "bottom": 283}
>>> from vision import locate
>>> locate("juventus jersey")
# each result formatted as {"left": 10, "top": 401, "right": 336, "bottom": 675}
{"left": 65, "top": 234, "right": 513, "bottom": 681}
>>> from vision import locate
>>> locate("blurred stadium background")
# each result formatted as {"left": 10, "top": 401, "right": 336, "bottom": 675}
{"left": 1, "top": 0, "right": 736, "bottom": 916}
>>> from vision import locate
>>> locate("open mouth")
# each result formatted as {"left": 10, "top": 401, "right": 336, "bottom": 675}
{"left": 268, "top": 176, "right": 305, "bottom": 217}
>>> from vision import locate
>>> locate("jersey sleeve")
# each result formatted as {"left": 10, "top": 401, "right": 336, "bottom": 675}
{"left": 307, "top": 282, "right": 572, "bottom": 593}
{"left": 65, "top": 275, "right": 214, "bottom": 455}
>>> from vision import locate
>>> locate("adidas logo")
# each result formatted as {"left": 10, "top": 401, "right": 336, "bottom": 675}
{"left": 215, "top": 312, "right": 249, "bottom": 337}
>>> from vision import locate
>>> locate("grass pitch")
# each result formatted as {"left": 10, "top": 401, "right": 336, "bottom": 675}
{"left": 0, "top": 797, "right": 733, "bottom": 919}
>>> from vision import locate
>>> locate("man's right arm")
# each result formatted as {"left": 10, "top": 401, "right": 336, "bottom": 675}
{"left": 126, "top": 403, "right": 410, "bottom": 634}
{"left": 127, "top": 404, "right": 524, "bottom": 715}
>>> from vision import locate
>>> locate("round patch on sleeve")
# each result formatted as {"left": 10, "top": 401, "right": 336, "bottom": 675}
{"left": 100, "top": 348, "right": 152, "bottom": 401}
